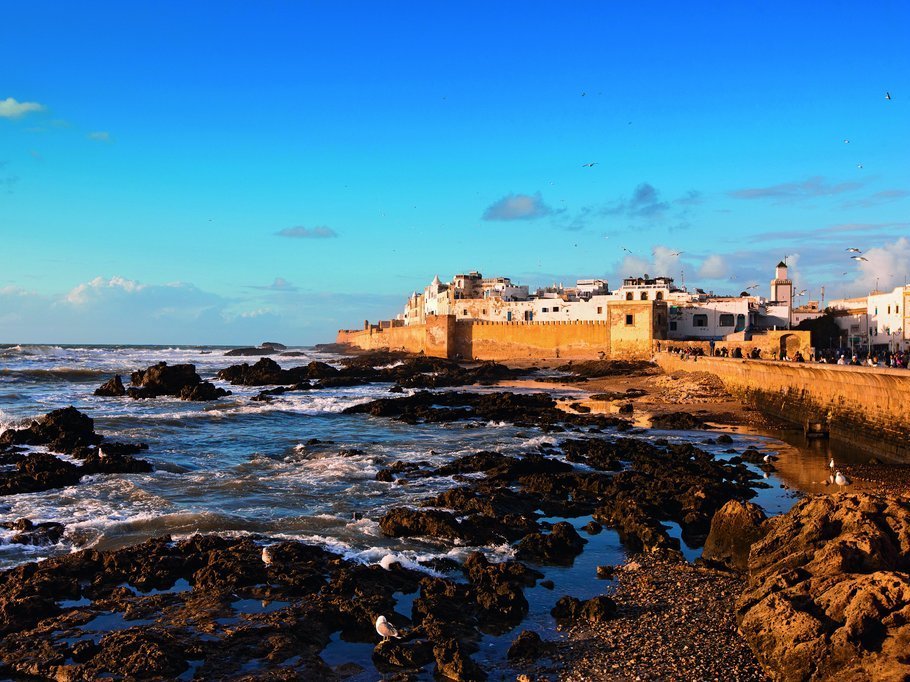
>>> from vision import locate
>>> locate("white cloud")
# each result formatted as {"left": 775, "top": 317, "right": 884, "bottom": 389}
{"left": 65, "top": 276, "right": 145, "bottom": 304}
{"left": 697, "top": 254, "right": 730, "bottom": 280}
{"left": 0, "top": 97, "right": 46, "bottom": 119}
{"left": 87, "top": 131, "right": 111, "bottom": 142}
{"left": 483, "top": 193, "right": 553, "bottom": 221}
{"left": 851, "top": 238, "right": 910, "bottom": 294}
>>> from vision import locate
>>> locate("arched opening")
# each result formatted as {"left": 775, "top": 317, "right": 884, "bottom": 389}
{"left": 655, "top": 291, "right": 664, "bottom": 301}
{"left": 779, "top": 333, "right": 800, "bottom": 358}
{"left": 640, "top": 292, "right": 649, "bottom": 300}
{"left": 625, "top": 292, "right": 633, "bottom": 301}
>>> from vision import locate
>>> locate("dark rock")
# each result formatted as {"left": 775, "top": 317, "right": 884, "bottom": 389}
{"left": 224, "top": 346, "right": 276, "bottom": 356}
{"left": 716, "top": 434, "right": 734, "bottom": 444}
{"left": 507, "top": 630, "right": 547, "bottom": 661}
{"left": 539, "top": 579, "right": 554, "bottom": 590}
{"left": 556, "top": 360, "right": 657, "bottom": 378}
{"left": 124, "top": 362, "right": 224, "bottom": 401}
{"left": 261, "top": 342, "right": 287, "bottom": 350}
{"left": 0, "top": 406, "right": 101, "bottom": 454}
{"left": 4, "top": 519, "right": 65, "bottom": 546}
{"left": 177, "top": 381, "right": 231, "bottom": 401}
{"left": 515, "top": 522, "right": 587, "bottom": 565}
{"left": 702, "top": 499, "right": 767, "bottom": 571}
{"left": 373, "top": 639, "right": 434, "bottom": 669}
{"left": 583, "top": 521, "right": 603, "bottom": 535}
{"left": 433, "top": 639, "right": 487, "bottom": 681}
{"left": 650, "top": 412, "right": 706, "bottom": 430}
{"left": 551, "top": 595, "right": 616, "bottom": 623}
{"left": 596, "top": 565, "right": 614, "bottom": 579}
{"left": 93, "top": 375, "right": 126, "bottom": 397}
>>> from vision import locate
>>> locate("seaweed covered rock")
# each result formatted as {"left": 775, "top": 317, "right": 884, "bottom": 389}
{"left": 0, "top": 406, "right": 101, "bottom": 453}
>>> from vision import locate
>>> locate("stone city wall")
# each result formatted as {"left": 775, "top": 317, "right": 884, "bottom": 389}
{"left": 655, "top": 353, "right": 910, "bottom": 462}
{"left": 337, "top": 312, "right": 658, "bottom": 360}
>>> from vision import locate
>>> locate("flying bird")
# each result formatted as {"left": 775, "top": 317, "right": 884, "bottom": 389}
{"left": 796, "top": 289, "right": 807, "bottom": 296}
{"left": 622, "top": 246, "right": 634, "bottom": 255}
{"left": 885, "top": 91, "right": 892, "bottom": 100}
{"left": 851, "top": 256, "right": 869, "bottom": 262}
{"left": 846, "top": 248, "right": 862, "bottom": 253}
{"left": 582, "top": 162, "right": 598, "bottom": 168}
{"left": 375, "top": 615, "right": 400, "bottom": 642}
{"left": 843, "top": 139, "right": 850, "bottom": 144}
{"left": 857, "top": 163, "right": 864, "bottom": 169}
{"left": 670, "top": 251, "right": 683, "bottom": 257}
{"left": 745, "top": 284, "right": 760, "bottom": 290}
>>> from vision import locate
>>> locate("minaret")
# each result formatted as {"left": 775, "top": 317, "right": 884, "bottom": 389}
{"left": 770, "top": 260, "right": 793, "bottom": 327}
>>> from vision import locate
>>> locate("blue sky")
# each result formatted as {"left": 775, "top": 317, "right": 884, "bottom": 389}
{"left": 1, "top": 1, "right": 908, "bottom": 344}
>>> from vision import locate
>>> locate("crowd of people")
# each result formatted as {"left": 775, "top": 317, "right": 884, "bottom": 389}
{"left": 657, "top": 343, "right": 909, "bottom": 368}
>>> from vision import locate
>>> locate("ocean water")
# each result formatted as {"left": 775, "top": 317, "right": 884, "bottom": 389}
{"left": 0, "top": 343, "right": 848, "bottom": 677}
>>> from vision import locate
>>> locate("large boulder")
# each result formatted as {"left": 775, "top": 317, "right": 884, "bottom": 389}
{"left": 515, "top": 521, "right": 587, "bottom": 565}
{"left": 737, "top": 493, "right": 910, "bottom": 681}
{"left": 0, "top": 407, "right": 101, "bottom": 454}
{"left": 94, "top": 375, "right": 126, "bottom": 397}
{"left": 702, "top": 499, "right": 767, "bottom": 571}
{"left": 123, "top": 362, "right": 228, "bottom": 401}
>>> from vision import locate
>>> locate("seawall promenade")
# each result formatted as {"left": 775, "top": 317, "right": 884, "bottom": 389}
{"left": 655, "top": 353, "right": 910, "bottom": 462}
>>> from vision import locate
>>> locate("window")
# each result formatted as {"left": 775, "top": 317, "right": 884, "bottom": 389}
{"left": 735, "top": 314, "right": 746, "bottom": 331}
{"left": 888, "top": 306, "right": 891, "bottom": 314}
{"left": 625, "top": 292, "right": 633, "bottom": 300}
{"left": 461, "top": 309, "right": 467, "bottom": 315}
{"left": 657, "top": 313, "right": 664, "bottom": 325}
{"left": 506, "top": 312, "right": 512, "bottom": 321}
{"left": 670, "top": 321, "right": 677, "bottom": 331}
{"left": 693, "top": 314, "right": 708, "bottom": 327}
{"left": 553, "top": 306, "right": 559, "bottom": 312}
{"left": 655, "top": 292, "right": 664, "bottom": 301}
{"left": 625, "top": 314, "right": 634, "bottom": 326}
{"left": 640, "top": 292, "right": 649, "bottom": 300}
{"left": 542, "top": 307, "right": 549, "bottom": 313}
{"left": 596, "top": 306, "right": 603, "bottom": 314}
{"left": 719, "top": 314, "right": 735, "bottom": 327}
{"left": 482, "top": 309, "right": 487, "bottom": 315}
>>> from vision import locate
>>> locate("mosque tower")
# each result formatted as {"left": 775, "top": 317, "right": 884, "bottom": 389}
{"left": 770, "top": 260, "right": 793, "bottom": 326}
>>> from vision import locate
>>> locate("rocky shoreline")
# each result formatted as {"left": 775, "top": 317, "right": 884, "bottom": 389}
{"left": 1, "top": 352, "right": 906, "bottom": 680}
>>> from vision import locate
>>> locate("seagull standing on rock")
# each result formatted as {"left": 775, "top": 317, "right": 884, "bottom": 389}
{"left": 829, "top": 458, "right": 835, "bottom": 469}
{"left": 262, "top": 546, "right": 273, "bottom": 566}
{"left": 375, "top": 615, "right": 400, "bottom": 642}
{"left": 835, "top": 471, "right": 851, "bottom": 487}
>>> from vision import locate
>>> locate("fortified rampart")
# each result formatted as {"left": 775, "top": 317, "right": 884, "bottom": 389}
{"left": 337, "top": 306, "right": 661, "bottom": 360}
{"left": 655, "top": 354, "right": 910, "bottom": 462}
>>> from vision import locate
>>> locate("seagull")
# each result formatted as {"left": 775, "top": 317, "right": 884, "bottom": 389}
{"left": 746, "top": 284, "right": 759, "bottom": 290}
{"left": 885, "top": 91, "right": 891, "bottom": 100}
{"left": 97, "top": 447, "right": 107, "bottom": 460}
{"left": 843, "top": 139, "right": 850, "bottom": 144}
{"left": 834, "top": 470, "right": 851, "bottom": 487}
{"left": 796, "top": 289, "right": 807, "bottom": 296}
{"left": 375, "top": 615, "right": 400, "bottom": 642}
{"left": 261, "top": 546, "right": 273, "bottom": 566}
{"left": 857, "top": 163, "right": 864, "bottom": 169}
{"left": 829, "top": 458, "right": 835, "bottom": 469}
{"left": 582, "top": 162, "right": 598, "bottom": 168}
{"left": 763, "top": 454, "right": 774, "bottom": 463}
{"left": 852, "top": 256, "right": 869, "bottom": 262}
{"left": 670, "top": 251, "right": 683, "bottom": 257}
{"left": 622, "top": 247, "right": 634, "bottom": 255}
{"left": 846, "top": 248, "right": 862, "bottom": 253}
